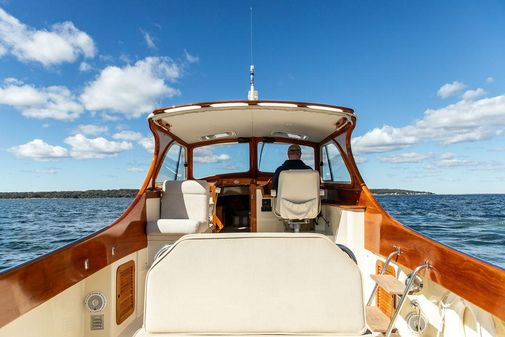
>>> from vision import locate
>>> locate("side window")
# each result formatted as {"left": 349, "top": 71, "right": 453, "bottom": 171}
{"left": 157, "top": 143, "right": 186, "bottom": 183}
{"left": 321, "top": 142, "right": 351, "bottom": 183}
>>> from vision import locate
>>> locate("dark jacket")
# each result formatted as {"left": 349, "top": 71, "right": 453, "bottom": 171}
{"left": 272, "top": 160, "right": 312, "bottom": 191}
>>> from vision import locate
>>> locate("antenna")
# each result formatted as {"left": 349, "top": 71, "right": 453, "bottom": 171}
{"left": 248, "top": 7, "right": 259, "bottom": 101}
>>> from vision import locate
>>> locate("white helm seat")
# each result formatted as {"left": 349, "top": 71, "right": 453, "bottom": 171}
{"left": 273, "top": 170, "right": 320, "bottom": 221}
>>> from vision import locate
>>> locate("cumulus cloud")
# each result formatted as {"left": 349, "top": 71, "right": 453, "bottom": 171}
{"left": 80, "top": 56, "right": 181, "bottom": 118}
{"left": 486, "top": 77, "right": 495, "bottom": 84}
{"left": 0, "top": 8, "right": 96, "bottom": 66}
{"left": 352, "top": 125, "right": 418, "bottom": 153}
{"left": 138, "top": 136, "right": 154, "bottom": 152}
{"left": 112, "top": 130, "right": 142, "bottom": 141}
{"left": 379, "top": 152, "right": 431, "bottom": 164}
{"left": 141, "top": 30, "right": 156, "bottom": 49}
{"left": 8, "top": 139, "right": 68, "bottom": 161}
{"left": 0, "top": 79, "right": 83, "bottom": 120}
{"left": 73, "top": 124, "right": 108, "bottom": 136}
{"left": 64, "top": 134, "right": 132, "bottom": 159}
{"left": 353, "top": 93, "right": 505, "bottom": 153}
{"left": 437, "top": 81, "right": 465, "bottom": 98}
{"left": 184, "top": 49, "right": 199, "bottom": 63}
{"left": 193, "top": 147, "right": 231, "bottom": 163}
{"left": 79, "top": 61, "right": 92, "bottom": 72}
{"left": 462, "top": 88, "right": 485, "bottom": 101}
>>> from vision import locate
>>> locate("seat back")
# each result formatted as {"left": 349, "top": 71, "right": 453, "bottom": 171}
{"left": 161, "top": 180, "right": 209, "bottom": 223}
{"left": 144, "top": 233, "right": 366, "bottom": 335}
{"left": 274, "top": 170, "right": 320, "bottom": 220}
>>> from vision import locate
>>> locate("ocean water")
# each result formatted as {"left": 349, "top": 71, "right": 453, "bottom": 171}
{"left": 0, "top": 195, "right": 503, "bottom": 271}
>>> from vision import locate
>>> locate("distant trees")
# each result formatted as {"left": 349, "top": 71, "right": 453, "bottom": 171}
{"left": 0, "top": 189, "right": 138, "bottom": 199}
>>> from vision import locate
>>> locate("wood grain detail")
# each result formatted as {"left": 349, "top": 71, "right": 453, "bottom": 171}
{"left": 116, "top": 260, "right": 135, "bottom": 325}
{"left": 376, "top": 260, "right": 396, "bottom": 317}
{"left": 360, "top": 185, "right": 505, "bottom": 321}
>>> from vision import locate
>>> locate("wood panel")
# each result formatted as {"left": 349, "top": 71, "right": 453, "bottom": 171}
{"left": 116, "top": 260, "right": 135, "bottom": 325}
{"left": 376, "top": 260, "right": 396, "bottom": 318}
{"left": 0, "top": 193, "right": 148, "bottom": 328}
{"left": 359, "top": 186, "right": 505, "bottom": 321}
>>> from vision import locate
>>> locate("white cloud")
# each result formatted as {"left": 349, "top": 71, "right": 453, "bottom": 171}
{"left": 437, "top": 81, "right": 465, "bottom": 98}
{"left": 0, "top": 80, "right": 83, "bottom": 120}
{"left": 80, "top": 57, "right": 181, "bottom": 118}
{"left": 21, "top": 168, "right": 59, "bottom": 174}
{"left": 462, "top": 88, "right": 485, "bottom": 101}
{"left": 141, "top": 30, "right": 156, "bottom": 49}
{"left": 379, "top": 152, "right": 431, "bottom": 163}
{"left": 437, "top": 153, "right": 478, "bottom": 167}
{"left": 79, "top": 61, "right": 92, "bottom": 72}
{"left": 184, "top": 49, "right": 199, "bottom": 63}
{"left": 113, "top": 130, "right": 142, "bottom": 141}
{"left": 352, "top": 125, "right": 418, "bottom": 153}
{"left": 138, "top": 136, "right": 154, "bottom": 152}
{"left": 0, "top": 8, "right": 96, "bottom": 66}
{"left": 8, "top": 139, "right": 68, "bottom": 161}
{"left": 486, "top": 77, "right": 495, "bottom": 84}
{"left": 74, "top": 124, "right": 108, "bottom": 136}
{"left": 353, "top": 93, "right": 505, "bottom": 153}
{"left": 193, "top": 147, "right": 230, "bottom": 163}
{"left": 64, "top": 134, "right": 132, "bottom": 159}
{"left": 127, "top": 167, "right": 145, "bottom": 173}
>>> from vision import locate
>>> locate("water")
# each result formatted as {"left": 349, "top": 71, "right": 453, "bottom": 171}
{"left": 0, "top": 195, "right": 503, "bottom": 271}
{"left": 375, "top": 194, "right": 505, "bottom": 269}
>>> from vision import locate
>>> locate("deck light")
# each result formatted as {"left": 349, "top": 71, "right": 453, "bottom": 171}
{"left": 271, "top": 131, "right": 309, "bottom": 141}
{"left": 210, "top": 102, "right": 249, "bottom": 108}
{"left": 257, "top": 102, "right": 298, "bottom": 108}
{"left": 306, "top": 105, "right": 344, "bottom": 113}
{"left": 200, "top": 131, "right": 237, "bottom": 141}
{"left": 163, "top": 105, "right": 202, "bottom": 113}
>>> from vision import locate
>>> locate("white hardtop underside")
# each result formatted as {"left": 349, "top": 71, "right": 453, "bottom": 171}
{"left": 150, "top": 101, "right": 354, "bottom": 144}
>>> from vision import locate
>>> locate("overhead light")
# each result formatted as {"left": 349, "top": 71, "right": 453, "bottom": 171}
{"left": 306, "top": 105, "right": 344, "bottom": 113}
{"left": 257, "top": 102, "right": 298, "bottom": 108}
{"left": 200, "top": 131, "right": 237, "bottom": 141}
{"left": 164, "top": 105, "right": 201, "bottom": 113}
{"left": 271, "top": 131, "right": 309, "bottom": 141}
{"left": 210, "top": 102, "right": 249, "bottom": 108}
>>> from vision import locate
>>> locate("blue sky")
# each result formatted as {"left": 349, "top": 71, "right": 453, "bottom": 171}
{"left": 0, "top": 0, "right": 504, "bottom": 193}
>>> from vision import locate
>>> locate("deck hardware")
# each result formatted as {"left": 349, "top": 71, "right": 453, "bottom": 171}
{"left": 84, "top": 258, "right": 89, "bottom": 270}
{"left": 90, "top": 314, "right": 104, "bottom": 330}
{"left": 366, "top": 246, "right": 401, "bottom": 306}
{"left": 111, "top": 246, "right": 116, "bottom": 256}
{"left": 384, "top": 260, "right": 430, "bottom": 337}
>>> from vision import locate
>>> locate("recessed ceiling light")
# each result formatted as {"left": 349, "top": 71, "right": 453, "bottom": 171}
{"left": 271, "top": 131, "right": 309, "bottom": 140}
{"left": 257, "top": 102, "right": 298, "bottom": 108}
{"left": 306, "top": 105, "right": 344, "bottom": 113}
{"left": 210, "top": 102, "right": 249, "bottom": 108}
{"left": 164, "top": 105, "right": 201, "bottom": 113}
{"left": 200, "top": 131, "right": 237, "bottom": 141}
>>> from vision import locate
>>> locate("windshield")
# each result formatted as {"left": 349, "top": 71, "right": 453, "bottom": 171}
{"left": 257, "top": 142, "right": 315, "bottom": 172}
{"left": 193, "top": 143, "right": 250, "bottom": 178}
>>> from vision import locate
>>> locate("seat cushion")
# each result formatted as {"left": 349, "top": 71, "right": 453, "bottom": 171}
{"left": 147, "top": 219, "right": 206, "bottom": 236}
{"left": 144, "top": 233, "right": 366, "bottom": 335}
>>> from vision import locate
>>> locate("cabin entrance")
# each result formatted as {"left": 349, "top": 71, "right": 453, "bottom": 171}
{"left": 215, "top": 186, "right": 251, "bottom": 232}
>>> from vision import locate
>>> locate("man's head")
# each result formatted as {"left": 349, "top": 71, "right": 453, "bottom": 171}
{"left": 287, "top": 144, "right": 302, "bottom": 160}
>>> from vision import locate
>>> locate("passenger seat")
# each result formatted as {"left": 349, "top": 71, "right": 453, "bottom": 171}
{"left": 147, "top": 180, "right": 211, "bottom": 236}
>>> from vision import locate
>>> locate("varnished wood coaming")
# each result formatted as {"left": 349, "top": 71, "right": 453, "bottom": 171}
{"left": 358, "top": 186, "right": 505, "bottom": 321}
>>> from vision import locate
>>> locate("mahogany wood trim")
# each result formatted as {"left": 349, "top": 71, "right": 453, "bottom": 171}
{"left": 249, "top": 184, "right": 257, "bottom": 232}
{"left": 376, "top": 260, "right": 396, "bottom": 318}
{"left": 116, "top": 260, "right": 135, "bottom": 325}
{"left": 359, "top": 185, "right": 505, "bottom": 321}
{"left": 0, "top": 194, "right": 148, "bottom": 328}
{"left": 152, "top": 99, "right": 355, "bottom": 115}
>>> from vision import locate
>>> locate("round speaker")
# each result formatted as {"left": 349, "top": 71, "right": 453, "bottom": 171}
{"left": 85, "top": 292, "right": 107, "bottom": 312}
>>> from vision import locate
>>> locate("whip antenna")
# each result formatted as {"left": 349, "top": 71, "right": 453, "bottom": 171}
{"left": 248, "top": 7, "right": 259, "bottom": 100}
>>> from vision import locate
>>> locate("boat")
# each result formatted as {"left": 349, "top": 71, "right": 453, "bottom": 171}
{"left": 1, "top": 67, "right": 504, "bottom": 337}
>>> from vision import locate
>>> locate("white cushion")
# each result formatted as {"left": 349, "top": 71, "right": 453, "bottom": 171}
{"left": 147, "top": 219, "right": 203, "bottom": 236}
{"left": 143, "top": 233, "right": 366, "bottom": 335}
{"left": 156, "top": 180, "right": 210, "bottom": 234}
{"left": 275, "top": 170, "right": 320, "bottom": 219}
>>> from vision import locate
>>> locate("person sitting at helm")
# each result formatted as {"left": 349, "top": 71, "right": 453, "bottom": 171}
{"left": 272, "top": 144, "right": 312, "bottom": 191}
